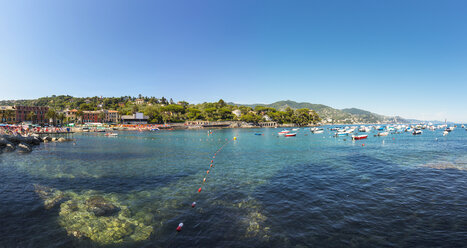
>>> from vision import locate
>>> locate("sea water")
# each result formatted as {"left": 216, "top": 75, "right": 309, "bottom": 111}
{"left": 0, "top": 127, "right": 466, "bottom": 247}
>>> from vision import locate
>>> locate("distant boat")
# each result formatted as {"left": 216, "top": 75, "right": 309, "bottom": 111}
{"left": 377, "top": 132, "right": 389, "bottom": 136}
{"left": 105, "top": 133, "right": 118, "bottom": 136}
{"left": 352, "top": 134, "right": 368, "bottom": 140}
{"left": 255, "top": 133, "right": 263, "bottom": 135}
{"left": 285, "top": 133, "right": 296, "bottom": 137}
{"left": 150, "top": 128, "right": 160, "bottom": 131}
{"left": 292, "top": 128, "right": 299, "bottom": 131}
{"left": 443, "top": 130, "right": 449, "bottom": 136}
{"left": 311, "top": 128, "right": 324, "bottom": 134}
{"left": 278, "top": 130, "right": 290, "bottom": 135}
{"left": 335, "top": 132, "right": 348, "bottom": 137}
{"left": 412, "top": 130, "right": 422, "bottom": 135}
{"left": 358, "top": 126, "right": 371, "bottom": 132}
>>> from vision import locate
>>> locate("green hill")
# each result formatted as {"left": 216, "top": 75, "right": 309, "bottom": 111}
{"left": 237, "top": 100, "right": 407, "bottom": 124}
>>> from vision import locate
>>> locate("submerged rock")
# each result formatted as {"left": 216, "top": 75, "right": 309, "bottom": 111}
{"left": 34, "top": 184, "right": 65, "bottom": 209}
{"left": 58, "top": 192, "right": 153, "bottom": 245}
{"left": 85, "top": 196, "right": 120, "bottom": 217}
{"left": 17, "top": 143, "right": 32, "bottom": 153}
{"left": 4, "top": 143, "right": 15, "bottom": 152}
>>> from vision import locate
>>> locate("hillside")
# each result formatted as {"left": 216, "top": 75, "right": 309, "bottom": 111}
{"left": 237, "top": 100, "right": 408, "bottom": 124}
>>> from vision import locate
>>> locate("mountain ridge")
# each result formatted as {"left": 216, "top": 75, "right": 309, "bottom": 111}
{"left": 231, "top": 100, "right": 409, "bottom": 124}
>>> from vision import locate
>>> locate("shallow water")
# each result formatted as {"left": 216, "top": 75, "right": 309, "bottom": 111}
{"left": 1, "top": 127, "right": 466, "bottom": 247}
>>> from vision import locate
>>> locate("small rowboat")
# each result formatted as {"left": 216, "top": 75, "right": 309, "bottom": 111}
{"left": 352, "top": 134, "right": 368, "bottom": 140}
{"left": 285, "top": 133, "right": 296, "bottom": 137}
{"left": 105, "top": 133, "right": 118, "bottom": 136}
{"left": 377, "top": 132, "right": 389, "bottom": 136}
{"left": 255, "top": 133, "right": 263, "bottom": 135}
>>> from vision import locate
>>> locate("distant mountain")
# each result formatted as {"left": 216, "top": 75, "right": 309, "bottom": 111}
{"left": 234, "top": 100, "right": 409, "bottom": 124}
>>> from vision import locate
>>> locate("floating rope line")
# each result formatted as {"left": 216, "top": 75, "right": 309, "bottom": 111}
{"left": 176, "top": 136, "right": 236, "bottom": 232}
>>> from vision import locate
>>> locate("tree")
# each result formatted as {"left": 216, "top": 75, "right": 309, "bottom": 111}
{"left": 187, "top": 108, "right": 201, "bottom": 120}
{"left": 76, "top": 110, "right": 83, "bottom": 123}
{"left": 218, "top": 99, "right": 226, "bottom": 107}
{"left": 240, "top": 113, "right": 262, "bottom": 124}
{"left": 45, "top": 110, "right": 57, "bottom": 125}
{"left": 57, "top": 113, "right": 66, "bottom": 125}
{"left": 98, "top": 112, "right": 106, "bottom": 123}
{"left": 27, "top": 111, "right": 37, "bottom": 123}
{"left": 218, "top": 107, "right": 233, "bottom": 120}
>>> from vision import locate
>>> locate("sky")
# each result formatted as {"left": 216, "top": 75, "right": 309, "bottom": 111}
{"left": 0, "top": 0, "right": 466, "bottom": 122}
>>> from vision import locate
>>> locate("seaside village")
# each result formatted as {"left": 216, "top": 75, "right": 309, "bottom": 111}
{"left": 1, "top": 97, "right": 464, "bottom": 154}
{"left": 0, "top": 99, "right": 292, "bottom": 132}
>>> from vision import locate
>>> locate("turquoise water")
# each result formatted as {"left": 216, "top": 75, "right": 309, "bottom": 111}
{"left": 1, "top": 127, "right": 466, "bottom": 247}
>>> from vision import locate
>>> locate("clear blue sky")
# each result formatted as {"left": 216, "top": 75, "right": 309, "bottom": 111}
{"left": 0, "top": 0, "right": 466, "bottom": 122}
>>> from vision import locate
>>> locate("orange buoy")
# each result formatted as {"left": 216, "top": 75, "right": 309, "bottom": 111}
{"left": 362, "top": 144, "right": 365, "bottom": 146}
{"left": 191, "top": 202, "right": 196, "bottom": 208}
{"left": 210, "top": 164, "right": 213, "bottom": 167}
{"left": 207, "top": 170, "right": 210, "bottom": 174}
{"left": 198, "top": 187, "right": 202, "bottom": 193}
{"left": 203, "top": 178, "right": 206, "bottom": 182}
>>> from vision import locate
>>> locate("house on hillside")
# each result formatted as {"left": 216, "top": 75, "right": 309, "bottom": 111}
{"left": 232, "top": 109, "right": 241, "bottom": 117}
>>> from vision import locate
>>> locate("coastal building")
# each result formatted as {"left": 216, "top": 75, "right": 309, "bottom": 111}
{"left": 103, "top": 110, "right": 119, "bottom": 123}
{"left": 0, "top": 106, "right": 16, "bottom": 124}
{"left": 14, "top": 106, "right": 49, "bottom": 124}
{"left": 121, "top": 112, "right": 148, "bottom": 124}
{"left": 64, "top": 109, "right": 79, "bottom": 123}
{"left": 82, "top": 111, "right": 101, "bottom": 123}
{"left": 232, "top": 109, "right": 242, "bottom": 118}
{"left": 80, "top": 110, "right": 120, "bottom": 123}
{"left": 135, "top": 99, "right": 145, "bottom": 105}
{"left": 259, "top": 121, "right": 278, "bottom": 127}
{"left": 185, "top": 120, "right": 210, "bottom": 126}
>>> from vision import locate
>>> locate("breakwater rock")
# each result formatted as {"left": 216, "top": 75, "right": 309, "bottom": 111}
{"left": 0, "top": 134, "right": 72, "bottom": 154}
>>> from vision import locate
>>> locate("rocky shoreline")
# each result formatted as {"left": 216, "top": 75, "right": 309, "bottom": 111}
{"left": 0, "top": 134, "right": 71, "bottom": 154}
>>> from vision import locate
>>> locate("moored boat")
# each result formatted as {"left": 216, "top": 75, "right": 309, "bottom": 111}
{"left": 412, "top": 130, "right": 422, "bottom": 135}
{"left": 285, "top": 133, "right": 296, "bottom": 137}
{"left": 334, "top": 132, "right": 348, "bottom": 137}
{"left": 278, "top": 130, "right": 290, "bottom": 135}
{"left": 377, "top": 132, "right": 389, "bottom": 136}
{"left": 352, "top": 134, "right": 368, "bottom": 140}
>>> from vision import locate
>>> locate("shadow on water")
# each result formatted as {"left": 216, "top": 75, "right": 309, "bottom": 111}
{"left": 253, "top": 154, "right": 467, "bottom": 248}
{"left": 37, "top": 172, "right": 192, "bottom": 194}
